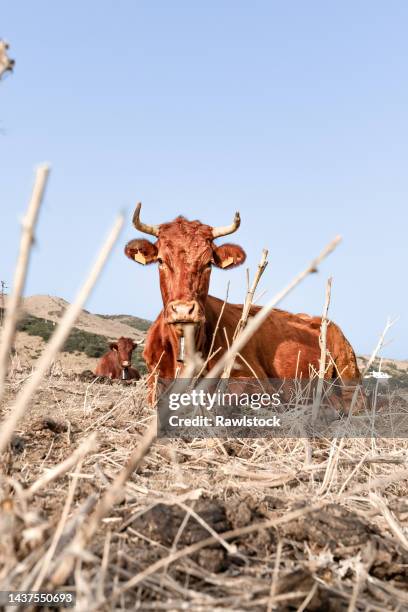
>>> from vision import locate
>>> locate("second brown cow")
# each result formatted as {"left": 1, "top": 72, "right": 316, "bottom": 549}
{"left": 94, "top": 337, "right": 141, "bottom": 381}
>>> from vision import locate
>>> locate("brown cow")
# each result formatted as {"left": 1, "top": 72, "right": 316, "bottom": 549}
{"left": 124, "top": 204, "right": 359, "bottom": 399}
{"left": 94, "top": 337, "right": 141, "bottom": 381}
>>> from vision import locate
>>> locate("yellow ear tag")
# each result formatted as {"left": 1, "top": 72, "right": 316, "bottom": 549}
{"left": 134, "top": 252, "right": 147, "bottom": 265}
{"left": 221, "top": 256, "right": 234, "bottom": 268}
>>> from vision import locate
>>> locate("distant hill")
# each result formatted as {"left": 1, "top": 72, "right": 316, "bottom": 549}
{"left": 17, "top": 295, "right": 148, "bottom": 342}
{"left": 358, "top": 355, "right": 408, "bottom": 383}
{"left": 98, "top": 313, "right": 152, "bottom": 333}
{"left": 1, "top": 295, "right": 150, "bottom": 374}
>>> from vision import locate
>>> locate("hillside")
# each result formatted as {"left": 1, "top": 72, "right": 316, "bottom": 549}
{"left": 21, "top": 295, "right": 148, "bottom": 342}
{"left": 97, "top": 313, "right": 152, "bottom": 333}
{"left": 2, "top": 295, "right": 151, "bottom": 374}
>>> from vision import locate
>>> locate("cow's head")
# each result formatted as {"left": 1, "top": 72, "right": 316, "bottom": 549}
{"left": 110, "top": 336, "right": 137, "bottom": 369}
{"left": 125, "top": 203, "right": 246, "bottom": 326}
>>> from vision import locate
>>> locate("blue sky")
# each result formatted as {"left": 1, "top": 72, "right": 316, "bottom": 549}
{"left": 1, "top": 1, "right": 407, "bottom": 358}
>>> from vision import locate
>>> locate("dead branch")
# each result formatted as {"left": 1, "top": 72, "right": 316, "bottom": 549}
{"left": 0, "top": 165, "right": 50, "bottom": 399}
{"left": 312, "top": 277, "right": 332, "bottom": 421}
{"left": 0, "top": 214, "right": 124, "bottom": 456}
{"left": 222, "top": 248, "right": 268, "bottom": 378}
{"left": 362, "top": 316, "right": 399, "bottom": 377}
{"left": 0, "top": 40, "right": 14, "bottom": 79}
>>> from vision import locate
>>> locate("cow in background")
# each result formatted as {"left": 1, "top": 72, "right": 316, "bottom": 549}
{"left": 95, "top": 337, "right": 141, "bottom": 380}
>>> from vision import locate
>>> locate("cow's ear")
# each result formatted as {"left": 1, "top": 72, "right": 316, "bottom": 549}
{"left": 213, "top": 243, "right": 246, "bottom": 269}
{"left": 110, "top": 342, "right": 118, "bottom": 351}
{"left": 125, "top": 239, "right": 158, "bottom": 265}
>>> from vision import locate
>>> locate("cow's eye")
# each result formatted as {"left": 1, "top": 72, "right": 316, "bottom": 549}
{"left": 157, "top": 258, "right": 163, "bottom": 265}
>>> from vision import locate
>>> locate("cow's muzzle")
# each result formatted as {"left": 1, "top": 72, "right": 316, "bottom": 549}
{"left": 166, "top": 300, "right": 203, "bottom": 325}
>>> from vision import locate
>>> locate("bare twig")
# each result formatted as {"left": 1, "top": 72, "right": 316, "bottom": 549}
{"left": 33, "top": 459, "right": 84, "bottom": 590}
{"left": 362, "top": 317, "right": 399, "bottom": 377}
{"left": 0, "top": 214, "right": 124, "bottom": 455}
{"left": 0, "top": 40, "right": 14, "bottom": 79}
{"left": 296, "top": 583, "right": 318, "bottom": 612}
{"left": 0, "top": 165, "right": 50, "bottom": 399}
{"left": 267, "top": 538, "right": 282, "bottom": 612}
{"left": 312, "top": 277, "right": 332, "bottom": 421}
{"left": 348, "top": 316, "right": 399, "bottom": 418}
{"left": 195, "top": 282, "right": 230, "bottom": 379}
{"left": 235, "top": 248, "right": 268, "bottom": 342}
{"left": 222, "top": 248, "right": 268, "bottom": 378}
{"left": 370, "top": 492, "right": 408, "bottom": 552}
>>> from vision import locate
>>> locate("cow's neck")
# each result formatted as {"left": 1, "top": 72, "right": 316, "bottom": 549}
{"left": 113, "top": 350, "right": 127, "bottom": 378}
{"left": 164, "top": 321, "right": 206, "bottom": 377}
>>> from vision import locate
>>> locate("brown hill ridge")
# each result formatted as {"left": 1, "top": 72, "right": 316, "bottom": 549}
{"left": 19, "top": 295, "right": 147, "bottom": 343}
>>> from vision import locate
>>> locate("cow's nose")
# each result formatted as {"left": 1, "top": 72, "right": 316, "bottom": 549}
{"left": 122, "top": 361, "right": 130, "bottom": 367}
{"left": 167, "top": 300, "right": 200, "bottom": 323}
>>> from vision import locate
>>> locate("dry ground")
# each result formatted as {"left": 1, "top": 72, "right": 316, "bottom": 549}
{"left": 1, "top": 366, "right": 408, "bottom": 611}
{"left": 11, "top": 331, "right": 98, "bottom": 374}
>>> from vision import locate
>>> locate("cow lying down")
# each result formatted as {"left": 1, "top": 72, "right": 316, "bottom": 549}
{"left": 125, "top": 204, "right": 361, "bottom": 408}
{"left": 94, "top": 337, "right": 141, "bottom": 381}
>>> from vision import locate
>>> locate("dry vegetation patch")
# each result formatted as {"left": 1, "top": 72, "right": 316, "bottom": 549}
{"left": 1, "top": 371, "right": 408, "bottom": 610}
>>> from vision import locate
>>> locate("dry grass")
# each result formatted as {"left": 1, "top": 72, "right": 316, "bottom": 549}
{"left": 1, "top": 369, "right": 408, "bottom": 611}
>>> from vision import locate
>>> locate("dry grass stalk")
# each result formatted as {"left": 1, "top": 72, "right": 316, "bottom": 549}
{"left": 32, "top": 458, "right": 85, "bottom": 590}
{"left": 0, "top": 40, "right": 14, "bottom": 79}
{"left": 267, "top": 538, "right": 282, "bottom": 612}
{"left": 296, "top": 583, "right": 318, "bottom": 612}
{"left": 362, "top": 316, "right": 399, "bottom": 377}
{"left": 347, "top": 560, "right": 366, "bottom": 612}
{"left": 195, "top": 282, "right": 230, "bottom": 378}
{"left": 234, "top": 248, "right": 269, "bottom": 342}
{"left": 0, "top": 165, "right": 50, "bottom": 399}
{"left": 181, "top": 323, "right": 202, "bottom": 377}
{"left": 176, "top": 500, "right": 237, "bottom": 555}
{"left": 222, "top": 248, "right": 268, "bottom": 378}
{"left": 0, "top": 214, "right": 124, "bottom": 455}
{"left": 347, "top": 316, "right": 399, "bottom": 418}
{"left": 312, "top": 277, "right": 332, "bottom": 421}
{"left": 370, "top": 492, "right": 408, "bottom": 552}
{"left": 205, "top": 235, "right": 342, "bottom": 380}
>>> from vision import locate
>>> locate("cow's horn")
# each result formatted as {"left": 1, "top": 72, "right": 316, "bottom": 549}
{"left": 211, "top": 212, "right": 241, "bottom": 239}
{"left": 132, "top": 202, "right": 159, "bottom": 237}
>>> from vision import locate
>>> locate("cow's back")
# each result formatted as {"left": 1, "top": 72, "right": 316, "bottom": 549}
{"left": 95, "top": 350, "right": 117, "bottom": 378}
{"left": 204, "top": 296, "right": 359, "bottom": 380}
